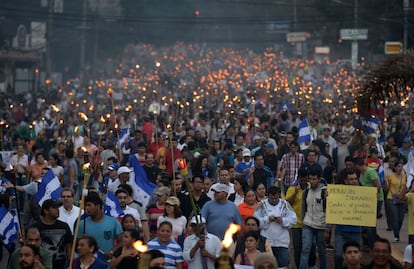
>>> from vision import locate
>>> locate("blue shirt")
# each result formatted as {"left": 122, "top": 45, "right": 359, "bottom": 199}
{"left": 201, "top": 200, "right": 243, "bottom": 240}
{"left": 77, "top": 215, "right": 122, "bottom": 252}
{"left": 147, "top": 238, "right": 184, "bottom": 269}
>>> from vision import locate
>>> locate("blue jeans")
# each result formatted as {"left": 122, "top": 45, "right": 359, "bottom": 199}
{"left": 334, "top": 231, "right": 361, "bottom": 269}
{"left": 387, "top": 199, "right": 406, "bottom": 239}
{"left": 299, "top": 224, "right": 326, "bottom": 269}
{"left": 299, "top": 224, "right": 327, "bottom": 269}
{"left": 271, "top": 246, "right": 290, "bottom": 267}
{"left": 292, "top": 228, "right": 316, "bottom": 268}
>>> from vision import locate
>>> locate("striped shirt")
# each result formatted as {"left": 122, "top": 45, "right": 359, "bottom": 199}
{"left": 147, "top": 238, "right": 184, "bottom": 269}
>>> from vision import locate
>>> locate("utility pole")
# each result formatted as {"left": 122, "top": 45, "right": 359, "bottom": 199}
{"left": 79, "top": 0, "right": 88, "bottom": 86}
{"left": 45, "top": 0, "right": 54, "bottom": 81}
{"left": 403, "top": 0, "right": 409, "bottom": 52}
{"left": 351, "top": 0, "right": 358, "bottom": 69}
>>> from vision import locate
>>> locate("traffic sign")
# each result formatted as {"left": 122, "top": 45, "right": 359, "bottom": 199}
{"left": 340, "top": 28, "right": 368, "bottom": 40}
{"left": 384, "top": 42, "right": 403, "bottom": 54}
{"left": 286, "top": 32, "right": 311, "bottom": 43}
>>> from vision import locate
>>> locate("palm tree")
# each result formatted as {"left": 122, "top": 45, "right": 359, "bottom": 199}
{"left": 357, "top": 51, "right": 414, "bottom": 115}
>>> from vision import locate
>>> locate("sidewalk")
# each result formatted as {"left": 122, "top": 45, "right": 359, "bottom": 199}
{"left": 374, "top": 206, "right": 408, "bottom": 264}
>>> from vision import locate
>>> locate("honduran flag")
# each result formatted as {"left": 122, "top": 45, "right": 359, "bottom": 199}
{"left": 278, "top": 101, "right": 293, "bottom": 112}
{"left": 297, "top": 118, "right": 311, "bottom": 144}
{"left": 104, "top": 191, "right": 124, "bottom": 218}
{"left": 119, "top": 128, "right": 130, "bottom": 154}
{"left": 362, "top": 116, "right": 379, "bottom": 134}
{"left": 128, "top": 155, "right": 157, "bottom": 208}
{"left": 0, "top": 206, "right": 19, "bottom": 249}
{"left": 35, "top": 169, "right": 63, "bottom": 206}
{"left": 378, "top": 162, "right": 385, "bottom": 188}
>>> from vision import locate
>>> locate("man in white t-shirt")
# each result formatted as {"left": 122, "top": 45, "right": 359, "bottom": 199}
{"left": 115, "top": 188, "right": 140, "bottom": 224}
{"left": 58, "top": 187, "right": 82, "bottom": 234}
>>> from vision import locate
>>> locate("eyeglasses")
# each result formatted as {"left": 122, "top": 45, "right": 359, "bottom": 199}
{"left": 61, "top": 196, "right": 73, "bottom": 198}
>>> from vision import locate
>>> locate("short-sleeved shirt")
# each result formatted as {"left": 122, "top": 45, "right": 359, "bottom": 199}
{"left": 147, "top": 238, "right": 184, "bottom": 269}
{"left": 34, "top": 220, "right": 73, "bottom": 269}
{"left": 77, "top": 215, "right": 123, "bottom": 252}
{"left": 285, "top": 186, "right": 305, "bottom": 228}
{"left": 359, "top": 167, "right": 383, "bottom": 201}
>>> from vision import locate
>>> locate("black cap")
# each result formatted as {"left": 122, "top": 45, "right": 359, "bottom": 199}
{"left": 41, "top": 199, "right": 62, "bottom": 214}
{"left": 85, "top": 191, "right": 103, "bottom": 206}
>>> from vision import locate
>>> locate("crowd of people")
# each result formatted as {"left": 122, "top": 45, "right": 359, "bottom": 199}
{"left": 0, "top": 43, "right": 413, "bottom": 269}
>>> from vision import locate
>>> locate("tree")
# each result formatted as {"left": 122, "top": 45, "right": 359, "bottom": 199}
{"left": 357, "top": 50, "right": 414, "bottom": 115}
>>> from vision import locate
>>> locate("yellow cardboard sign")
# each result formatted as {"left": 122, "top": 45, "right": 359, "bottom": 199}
{"left": 326, "top": 184, "right": 377, "bottom": 227}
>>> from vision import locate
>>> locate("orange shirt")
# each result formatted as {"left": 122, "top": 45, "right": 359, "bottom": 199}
{"left": 237, "top": 202, "right": 258, "bottom": 223}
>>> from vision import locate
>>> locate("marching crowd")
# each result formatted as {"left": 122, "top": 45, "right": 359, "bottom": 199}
{"left": 0, "top": 44, "right": 413, "bottom": 269}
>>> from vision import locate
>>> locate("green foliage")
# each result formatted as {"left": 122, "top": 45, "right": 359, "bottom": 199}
{"left": 357, "top": 50, "right": 414, "bottom": 115}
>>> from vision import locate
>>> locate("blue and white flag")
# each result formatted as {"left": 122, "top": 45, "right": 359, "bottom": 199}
{"left": 104, "top": 191, "right": 124, "bottom": 218}
{"left": 245, "top": 101, "right": 257, "bottom": 114}
{"left": 378, "top": 162, "right": 385, "bottom": 188}
{"left": 0, "top": 206, "right": 18, "bottom": 249}
{"left": 35, "top": 169, "right": 62, "bottom": 206}
{"left": 362, "top": 116, "right": 379, "bottom": 134}
{"left": 128, "top": 155, "right": 156, "bottom": 208}
{"left": 278, "top": 101, "right": 293, "bottom": 112}
{"left": 298, "top": 118, "right": 311, "bottom": 144}
{"left": 119, "top": 128, "right": 130, "bottom": 154}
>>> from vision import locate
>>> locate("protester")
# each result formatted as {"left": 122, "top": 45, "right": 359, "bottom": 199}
{"left": 342, "top": 241, "right": 363, "bottom": 269}
{"left": 362, "top": 238, "right": 403, "bottom": 269}
{"left": 183, "top": 215, "right": 222, "bottom": 269}
{"left": 110, "top": 229, "right": 140, "bottom": 269}
{"left": 70, "top": 235, "right": 108, "bottom": 269}
{"left": 147, "top": 221, "right": 184, "bottom": 269}
{"left": 299, "top": 168, "right": 329, "bottom": 269}
{"left": 254, "top": 186, "right": 297, "bottom": 269}
{"left": 8, "top": 226, "right": 53, "bottom": 269}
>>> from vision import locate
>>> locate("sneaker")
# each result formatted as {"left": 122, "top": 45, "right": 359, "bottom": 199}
{"left": 392, "top": 238, "right": 399, "bottom": 243}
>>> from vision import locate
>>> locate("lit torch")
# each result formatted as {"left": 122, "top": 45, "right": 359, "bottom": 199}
{"left": 217, "top": 224, "right": 240, "bottom": 268}
{"left": 133, "top": 240, "right": 150, "bottom": 269}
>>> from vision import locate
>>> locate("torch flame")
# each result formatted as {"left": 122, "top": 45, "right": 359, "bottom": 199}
{"left": 81, "top": 147, "right": 87, "bottom": 152}
{"left": 9, "top": 164, "right": 14, "bottom": 171}
{"left": 222, "top": 223, "right": 240, "bottom": 248}
{"left": 51, "top": 104, "right": 60, "bottom": 112}
{"left": 100, "top": 116, "right": 106, "bottom": 123}
{"left": 82, "top": 163, "right": 90, "bottom": 170}
{"left": 133, "top": 240, "right": 148, "bottom": 253}
{"left": 78, "top": 112, "right": 88, "bottom": 122}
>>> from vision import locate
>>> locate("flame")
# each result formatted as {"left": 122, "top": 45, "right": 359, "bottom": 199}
{"left": 82, "top": 163, "right": 90, "bottom": 170}
{"left": 100, "top": 116, "right": 106, "bottom": 123}
{"left": 9, "top": 164, "right": 14, "bottom": 170}
{"left": 78, "top": 112, "right": 88, "bottom": 122}
{"left": 51, "top": 104, "right": 60, "bottom": 112}
{"left": 81, "top": 147, "right": 87, "bottom": 152}
{"left": 222, "top": 223, "right": 240, "bottom": 248}
{"left": 133, "top": 240, "right": 148, "bottom": 252}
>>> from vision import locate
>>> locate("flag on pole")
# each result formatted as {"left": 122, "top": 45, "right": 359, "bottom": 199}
{"left": 104, "top": 191, "right": 124, "bottom": 218}
{"left": 245, "top": 101, "right": 257, "bottom": 114}
{"left": 378, "top": 162, "right": 385, "bottom": 188}
{"left": 278, "top": 101, "right": 293, "bottom": 112}
{"left": 35, "top": 169, "right": 63, "bottom": 206}
{"left": 128, "top": 155, "right": 156, "bottom": 208}
{"left": 298, "top": 118, "right": 311, "bottom": 144}
{"left": 362, "top": 116, "right": 379, "bottom": 134}
{"left": 0, "top": 206, "right": 18, "bottom": 249}
{"left": 119, "top": 128, "right": 130, "bottom": 154}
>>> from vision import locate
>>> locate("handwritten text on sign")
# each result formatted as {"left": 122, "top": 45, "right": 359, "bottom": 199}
{"left": 326, "top": 184, "right": 377, "bottom": 227}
